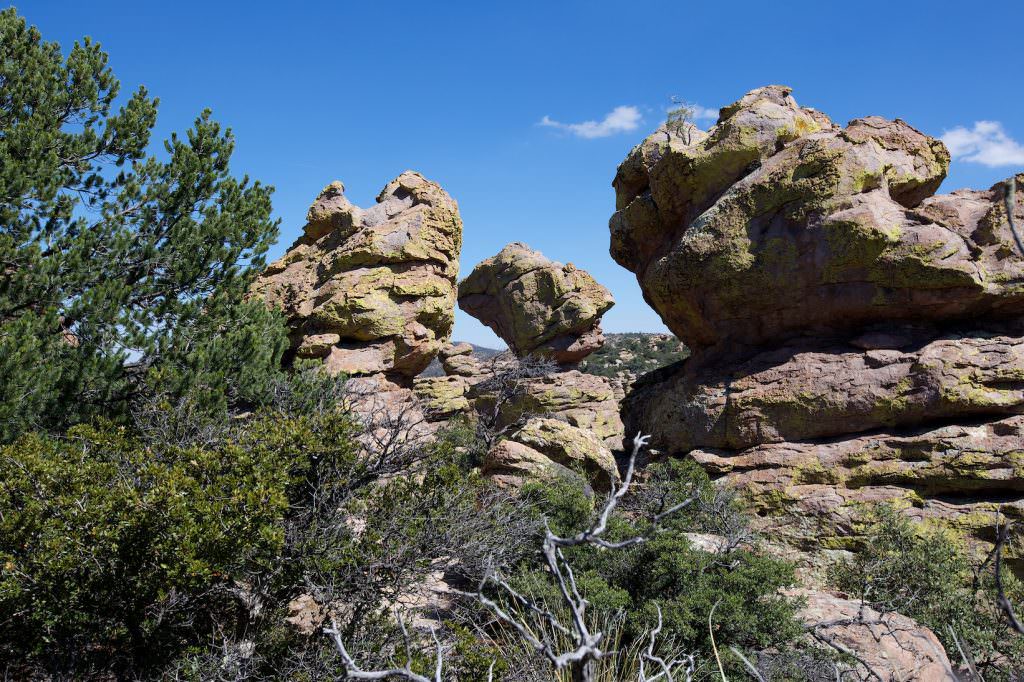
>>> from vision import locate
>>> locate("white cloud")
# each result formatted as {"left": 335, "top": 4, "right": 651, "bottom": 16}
{"left": 539, "top": 105, "right": 642, "bottom": 139}
{"left": 689, "top": 103, "right": 719, "bottom": 122}
{"left": 941, "top": 121, "right": 1024, "bottom": 167}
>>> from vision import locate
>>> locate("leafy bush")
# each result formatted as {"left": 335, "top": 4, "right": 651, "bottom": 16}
{"left": 829, "top": 506, "right": 1024, "bottom": 679}
{"left": 0, "top": 419, "right": 295, "bottom": 676}
{"left": 497, "top": 458, "right": 804, "bottom": 678}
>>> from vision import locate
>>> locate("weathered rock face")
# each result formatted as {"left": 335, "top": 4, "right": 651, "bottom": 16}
{"left": 612, "top": 85, "right": 1024, "bottom": 355}
{"left": 482, "top": 417, "right": 620, "bottom": 491}
{"left": 471, "top": 369, "right": 626, "bottom": 450}
{"left": 251, "top": 171, "right": 462, "bottom": 380}
{"left": 458, "top": 242, "right": 614, "bottom": 363}
{"left": 615, "top": 86, "right": 1024, "bottom": 568}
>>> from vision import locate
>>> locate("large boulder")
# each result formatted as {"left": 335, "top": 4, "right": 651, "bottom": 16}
{"left": 611, "top": 85, "right": 1024, "bottom": 355}
{"left": 458, "top": 242, "right": 614, "bottom": 363}
{"left": 251, "top": 171, "right": 462, "bottom": 380}
{"left": 613, "top": 86, "right": 1024, "bottom": 569}
{"left": 790, "top": 588, "right": 955, "bottom": 681}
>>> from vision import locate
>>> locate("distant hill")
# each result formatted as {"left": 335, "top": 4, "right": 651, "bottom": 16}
{"left": 419, "top": 335, "right": 687, "bottom": 384}
{"left": 578, "top": 333, "right": 689, "bottom": 385}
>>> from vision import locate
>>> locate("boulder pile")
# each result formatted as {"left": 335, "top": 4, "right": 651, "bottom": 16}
{"left": 612, "top": 85, "right": 1024, "bottom": 563}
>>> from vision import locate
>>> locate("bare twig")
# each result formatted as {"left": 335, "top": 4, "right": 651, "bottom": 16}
{"left": 323, "top": 610, "right": 445, "bottom": 682}
{"left": 456, "top": 432, "right": 696, "bottom": 682}
{"left": 993, "top": 512, "right": 1024, "bottom": 635}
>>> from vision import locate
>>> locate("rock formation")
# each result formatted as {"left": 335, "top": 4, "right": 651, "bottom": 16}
{"left": 612, "top": 85, "right": 1023, "bottom": 355}
{"left": 251, "top": 171, "right": 462, "bottom": 380}
{"left": 458, "top": 242, "right": 614, "bottom": 363}
{"left": 613, "top": 86, "right": 1024, "bottom": 565}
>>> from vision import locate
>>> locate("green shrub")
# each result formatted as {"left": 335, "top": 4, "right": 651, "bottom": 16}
{"left": 829, "top": 506, "right": 1024, "bottom": 678}
{"left": 0, "top": 419, "right": 297, "bottom": 675}
{"left": 507, "top": 459, "right": 803, "bottom": 678}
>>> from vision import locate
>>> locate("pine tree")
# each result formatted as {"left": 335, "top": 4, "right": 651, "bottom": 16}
{"left": 0, "top": 8, "right": 287, "bottom": 441}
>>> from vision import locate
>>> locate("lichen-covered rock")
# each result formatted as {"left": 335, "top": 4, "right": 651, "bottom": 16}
{"left": 412, "top": 375, "right": 471, "bottom": 418}
{"left": 482, "top": 440, "right": 585, "bottom": 490}
{"left": 251, "top": 171, "right": 462, "bottom": 379}
{"left": 471, "top": 369, "right": 625, "bottom": 449}
{"left": 613, "top": 86, "right": 1024, "bottom": 569}
{"left": 691, "top": 415, "right": 1024, "bottom": 558}
{"left": 510, "top": 417, "right": 620, "bottom": 488}
{"left": 458, "top": 243, "right": 614, "bottom": 363}
{"left": 611, "top": 85, "right": 1024, "bottom": 354}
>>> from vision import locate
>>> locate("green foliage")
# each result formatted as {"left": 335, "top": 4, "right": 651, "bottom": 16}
{"left": 579, "top": 333, "right": 689, "bottom": 381}
{"left": 0, "top": 418, "right": 297, "bottom": 675}
{"left": 829, "top": 506, "right": 1024, "bottom": 678}
{"left": 512, "top": 459, "right": 803, "bottom": 677}
{"left": 0, "top": 8, "right": 287, "bottom": 442}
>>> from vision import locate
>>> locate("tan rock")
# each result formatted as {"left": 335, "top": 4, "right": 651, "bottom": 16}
{"left": 413, "top": 375, "right": 471, "bottom": 418}
{"left": 458, "top": 243, "right": 614, "bottom": 364}
{"left": 790, "top": 588, "right": 955, "bottom": 680}
{"left": 439, "top": 342, "right": 491, "bottom": 380}
{"left": 510, "top": 417, "right": 620, "bottom": 488}
{"left": 251, "top": 171, "right": 462, "bottom": 379}
{"left": 472, "top": 369, "right": 625, "bottom": 450}
{"left": 284, "top": 594, "right": 323, "bottom": 637}
{"left": 691, "top": 415, "right": 1024, "bottom": 558}
{"left": 482, "top": 439, "right": 583, "bottom": 489}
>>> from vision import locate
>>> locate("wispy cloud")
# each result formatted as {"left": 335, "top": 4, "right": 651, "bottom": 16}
{"left": 688, "top": 103, "right": 719, "bottom": 123}
{"left": 941, "top": 121, "right": 1024, "bottom": 167}
{"left": 539, "top": 105, "right": 642, "bottom": 139}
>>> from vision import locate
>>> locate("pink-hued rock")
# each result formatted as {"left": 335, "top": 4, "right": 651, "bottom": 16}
{"left": 625, "top": 326, "right": 1024, "bottom": 453}
{"left": 790, "top": 588, "right": 955, "bottom": 681}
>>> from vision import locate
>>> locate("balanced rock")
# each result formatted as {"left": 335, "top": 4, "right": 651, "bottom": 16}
{"left": 251, "top": 171, "right": 462, "bottom": 379}
{"left": 458, "top": 242, "right": 614, "bottom": 363}
{"left": 614, "top": 86, "right": 1024, "bottom": 567}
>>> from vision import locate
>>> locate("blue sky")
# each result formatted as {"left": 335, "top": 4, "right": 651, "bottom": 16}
{"left": 22, "top": 0, "right": 1024, "bottom": 347}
